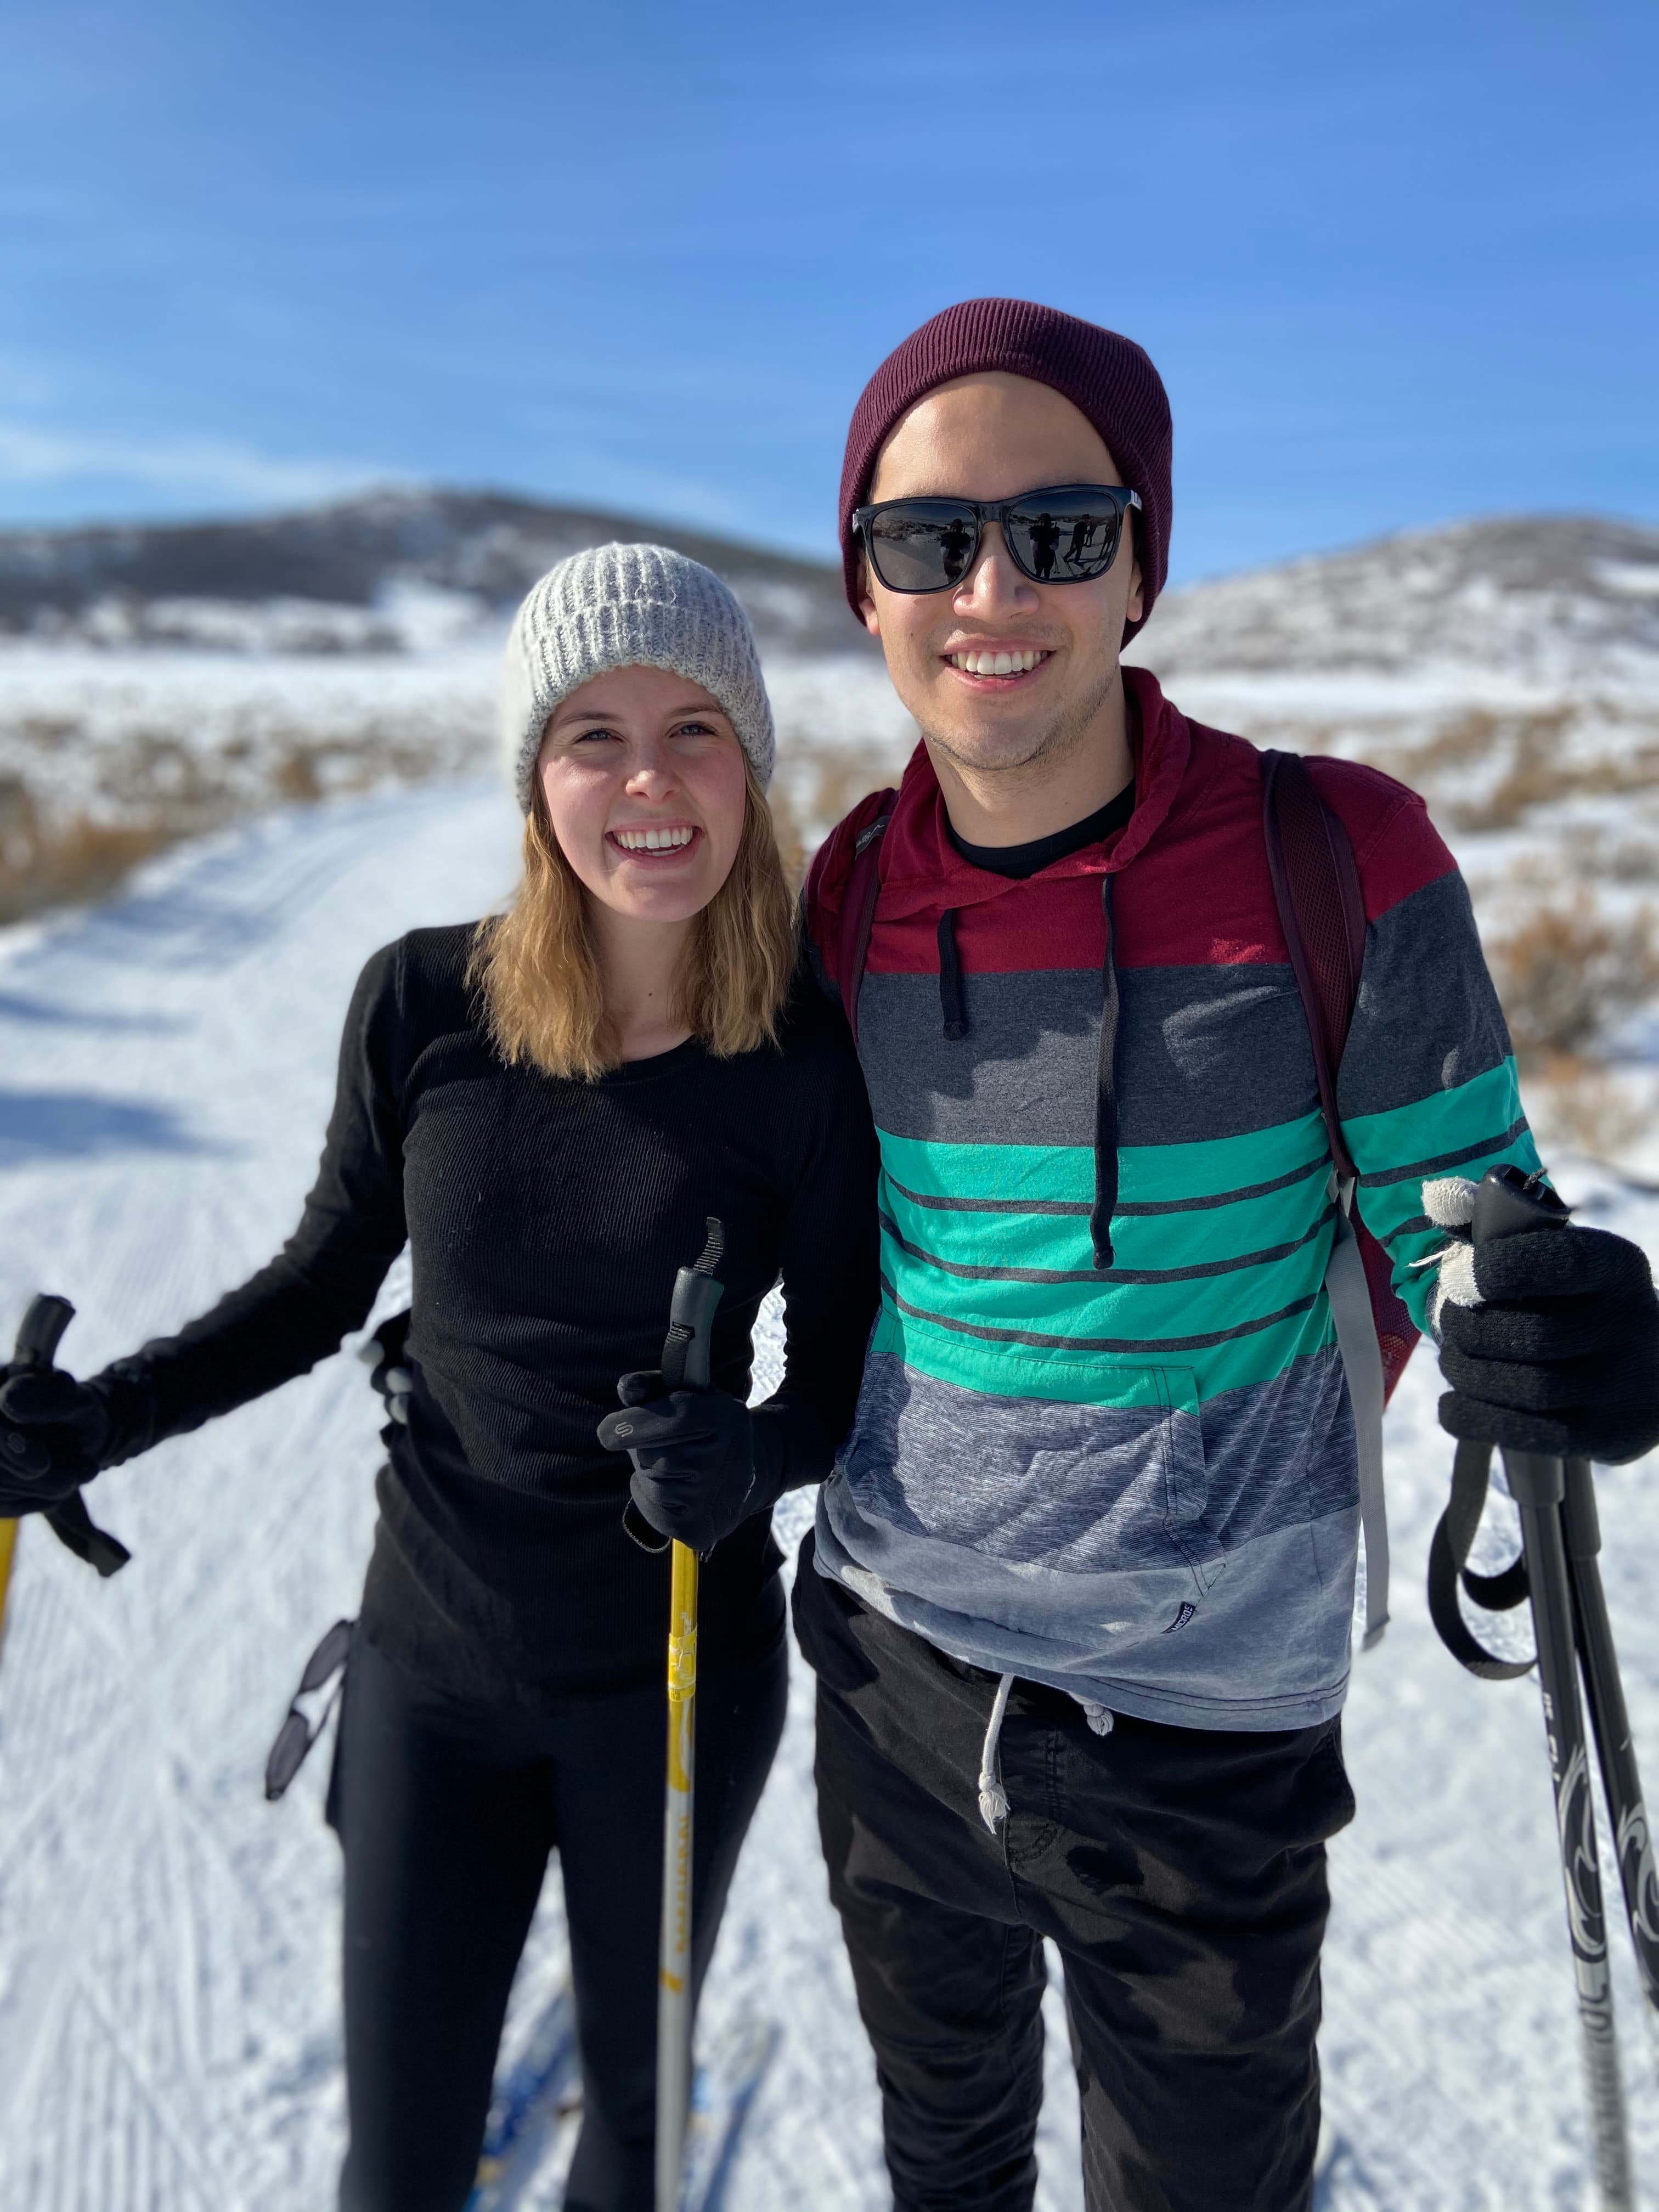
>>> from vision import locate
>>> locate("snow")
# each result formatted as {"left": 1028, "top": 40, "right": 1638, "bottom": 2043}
{"left": 2, "top": 786, "right": 1659, "bottom": 2208}
{"left": 1598, "top": 564, "right": 1659, "bottom": 601}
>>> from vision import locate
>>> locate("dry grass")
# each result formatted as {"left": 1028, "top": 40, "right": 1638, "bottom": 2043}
{"left": 1250, "top": 701, "right": 1659, "bottom": 846}
{"left": 1520, "top": 1056, "right": 1654, "bottom": 1164}
{"left": 0, "top": 778, "right": 183, "bottom": 924}
{"left": 0, "top": 719, "right": 909, "bottom": 925}
{"left": 764, "top": 782, "right": 808, "bottom": 895}
{"left": 1486, "top": 891, "right": 1659, "bottom": 1065}
{"left": 0, "top": 709, "right": 479, "bottom": 923}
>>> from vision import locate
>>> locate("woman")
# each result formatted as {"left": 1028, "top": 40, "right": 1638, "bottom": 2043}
{"left": 0, "top": 544, "right": 879, "bottom": 2212}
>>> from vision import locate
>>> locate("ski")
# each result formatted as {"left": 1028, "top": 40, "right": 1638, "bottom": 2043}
{"left": 464, "top": 1995, "right": 774, "bottom": 2211}
{"left": 681, "top": 2013, "right": 777, "bottom": 2212}
{"left": 466, "top": 1983, "right": 579, "bottom": 2212}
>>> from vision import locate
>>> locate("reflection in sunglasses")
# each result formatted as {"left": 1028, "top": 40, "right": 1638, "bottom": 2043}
{"left": 856, "top": 483, "right": 1141, "bottom": 595}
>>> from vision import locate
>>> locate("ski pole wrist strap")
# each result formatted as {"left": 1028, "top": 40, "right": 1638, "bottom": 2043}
{"left": 1427, "top": 1438, "right": 1533, "bottom": 1680}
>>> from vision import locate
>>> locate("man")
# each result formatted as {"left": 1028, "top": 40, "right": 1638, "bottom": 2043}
{"left": 791, "top": 298, "right": 1659, "bottom": 2210}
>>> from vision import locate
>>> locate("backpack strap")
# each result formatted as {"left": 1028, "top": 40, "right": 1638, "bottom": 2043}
{"left": 1261, "top": 749, "right": 1366, "bottom": 1180}
{"left": 1261, "top": 749, "right": 1391, "bottom": 1648}
{"left": 836, "top": 789, "right": 898, "bottom": 1047}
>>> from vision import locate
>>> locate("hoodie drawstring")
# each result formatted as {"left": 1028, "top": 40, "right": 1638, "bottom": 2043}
{"left": 938, "top": 910, "right": 967, "bottom": 1040}
{"left": 1092, "top": 875, "right": 1121, "bottom": 1268}
{"left": 977, "top": 1673, "right": 1014, "bottom": 1832}
{"left": 940, "top": 883, "right": 1119, "bottom": 1262}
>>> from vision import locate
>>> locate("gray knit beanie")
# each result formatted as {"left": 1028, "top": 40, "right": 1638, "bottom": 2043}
{"left": 501, "top": 542, "right": 776, "bottom": 815}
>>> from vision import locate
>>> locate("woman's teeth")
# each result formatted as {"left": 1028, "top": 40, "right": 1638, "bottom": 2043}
{"left": 613, "top": 826, "right": 695, "bottom": 851}
{"left": 949, "top": 648, "right": 1047, "bottom": 676}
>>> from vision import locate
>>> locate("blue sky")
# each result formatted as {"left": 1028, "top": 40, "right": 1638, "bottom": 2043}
{"left": 1, "top": 0, "right": 1654, "bottom": 581}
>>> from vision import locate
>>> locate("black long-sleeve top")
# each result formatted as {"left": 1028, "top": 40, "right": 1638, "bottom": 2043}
{"left": 116, "top": 924, "right": 880, "bottom": 1703}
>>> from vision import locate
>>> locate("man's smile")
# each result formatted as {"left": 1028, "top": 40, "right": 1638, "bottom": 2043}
{"left": 941, "top": 644, "right": 1054, "bottom": 684}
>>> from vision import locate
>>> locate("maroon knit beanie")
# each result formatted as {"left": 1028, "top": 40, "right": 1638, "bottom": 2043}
{"left": 839, "top": 297, "right": 1172, "bottom": 643}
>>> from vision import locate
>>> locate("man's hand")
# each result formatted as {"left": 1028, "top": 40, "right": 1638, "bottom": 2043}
{"left": 1435, "top": 1214, "right": 1659, "bottom": 1464}
{"left": 0, "top": 1365, "right": 115, "bottom": 1513}
{"left": 597, "top": 1372, "right": 773, "bottom": 1554}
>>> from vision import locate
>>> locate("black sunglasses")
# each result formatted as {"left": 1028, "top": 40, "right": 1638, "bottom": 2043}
{"left": 853, "top": 482, "right": 1142, "bottom": 595}
{"left": 264, "top": 1617, "right": 352, "bottom": 1802}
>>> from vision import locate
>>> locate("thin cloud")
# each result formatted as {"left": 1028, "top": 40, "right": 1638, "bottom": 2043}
{"left": 0, "top": 422, "right": 407, "bottom": 508}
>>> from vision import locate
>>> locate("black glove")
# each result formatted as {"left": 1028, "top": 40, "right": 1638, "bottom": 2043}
{"left": 0, "top": 1355, "right": 156, "bottom": 1516}
{"left": 596, "top": 1371, "right": 783, "bottom": 1554}
{"left": 0, "top": 1367, "right": 116, "bottom": 1511}
{"left": 1437, "top": 1223, "right": 1659, "bottom": 1463}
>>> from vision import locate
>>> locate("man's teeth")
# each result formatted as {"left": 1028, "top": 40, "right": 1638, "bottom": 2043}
{"left": 949, "top": 648, "right": 1047, "bottom": 676}
{"left": 613, "top": 826, "right": 695, "bottom": 851}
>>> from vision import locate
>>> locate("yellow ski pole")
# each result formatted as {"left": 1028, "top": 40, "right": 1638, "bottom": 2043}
{"left": 0, "top": 1515, "right": 18, "bottom": 1658}
{"left": 651, "top": 1220, "right": 724, "bottom": 2212}
{"left": 658, "top": 1537, "right": 699, "bottom": 2212}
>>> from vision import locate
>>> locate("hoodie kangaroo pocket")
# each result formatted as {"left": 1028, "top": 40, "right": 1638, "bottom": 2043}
{"left": 837, "top": 1328, "right": 1222, "bottom": 1595}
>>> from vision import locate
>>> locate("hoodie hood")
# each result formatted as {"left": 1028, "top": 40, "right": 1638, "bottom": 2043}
{"left": 871, "top": 666, "right": 1191, "bottom": 919}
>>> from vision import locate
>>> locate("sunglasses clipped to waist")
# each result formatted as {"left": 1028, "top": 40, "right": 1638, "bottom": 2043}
{"left": 853, "top": 481, "right": 1141, "bottom": 594}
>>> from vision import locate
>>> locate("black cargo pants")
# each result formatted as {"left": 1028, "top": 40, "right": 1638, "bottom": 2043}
{"left": 793, "top": 1536, "right": 1356, "bottom": 2212}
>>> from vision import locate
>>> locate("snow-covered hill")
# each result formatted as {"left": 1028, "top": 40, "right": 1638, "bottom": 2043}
{"left": 1131, "top": 515, "right": 1659, "bottom": 687}
{"left": 2, "top": 781, "right": 1658, "bottom": 2209}
{"left": 0, "top": 488, "right": 868, "bottom": 661}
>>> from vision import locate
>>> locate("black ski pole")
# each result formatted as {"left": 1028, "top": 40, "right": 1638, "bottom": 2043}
{"left": 1564, "top": 1451, "right": 1659, "bottom": 2040}
{"left": 1470, "top": 1170, "right": 1633, "bottom": 2208}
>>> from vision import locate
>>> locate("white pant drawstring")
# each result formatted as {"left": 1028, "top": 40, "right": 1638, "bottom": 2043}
{"left": 1077, "top": 1699, "right": 1115, "bottom": 1737}
{"left": 977, "top": 1673, "right": 1015, "bottom": 1833}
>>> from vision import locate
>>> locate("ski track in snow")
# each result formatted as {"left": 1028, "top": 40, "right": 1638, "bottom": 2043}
{"left": 1, "top": 780, "right": 1657, "bottom": 2210}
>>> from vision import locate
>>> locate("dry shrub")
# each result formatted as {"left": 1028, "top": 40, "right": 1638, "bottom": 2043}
{"left": 1487, "top": 892, "right": 1659, "bottom": 1065}
{"left": 1523, "top": 1055, "right": 1652, "bottom": 1164}
{"left": 1599, "top": 840, "right": 1659, "bottom": 887}
{"left": 770, "top": 737, "right": 912, "bottom": 873}
{"left": 765, "top": 781, "right": 808, "bottom": 895}
{"left": 1331, "top": 702, "right": 1659, "bottom": 834}
{"left": 97, "top": 730, "right": 224, "bottom": 812}
{"left": 274, "top": 749, "right": 323, "bottom": 802}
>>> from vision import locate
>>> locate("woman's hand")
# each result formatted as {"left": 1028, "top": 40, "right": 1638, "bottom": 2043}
{"left": 0, "top": 1366, "right": 116, "bottom": 1512}
{"left": 597, "top": 1373, "right": 774, "bottom": 1554}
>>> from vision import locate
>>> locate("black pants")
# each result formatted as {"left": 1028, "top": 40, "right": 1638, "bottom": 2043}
{"left": 793, "top": 1543, "right": 1356, "bottom": 2212}
{"left": 329, "top": 1629, "right": 787, "bottom": 2212}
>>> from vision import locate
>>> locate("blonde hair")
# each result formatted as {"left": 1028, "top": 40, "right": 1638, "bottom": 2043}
{"left": 469, "top": 755, "right": 796, "bottom": 1081}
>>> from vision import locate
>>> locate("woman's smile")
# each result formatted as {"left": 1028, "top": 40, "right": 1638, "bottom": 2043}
{"left": 606, "top": 821, "right": 702, "bottom": 860}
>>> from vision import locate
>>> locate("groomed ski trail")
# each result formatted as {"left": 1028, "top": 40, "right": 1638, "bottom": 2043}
{"left": 0, "top": 778, "right": 1655, "bottom": 2208}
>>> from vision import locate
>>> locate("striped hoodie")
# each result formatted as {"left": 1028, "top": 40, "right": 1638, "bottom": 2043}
{"left": 804, "top": 667, "right": 1537, "bottom": 1731}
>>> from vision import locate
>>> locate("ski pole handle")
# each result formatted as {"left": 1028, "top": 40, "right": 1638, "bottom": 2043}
{"left": 4, "top": 1295, "right": 76, "bottom": 1480}
{"left": 660, "top": 1218, "right": 724, "bottom": 1394}
{"left": 13, "top": 1293, "right": 75, "bottom": 1370}
{"left": 1470, "top": 1162, "right": 1570, "bottom": 1245}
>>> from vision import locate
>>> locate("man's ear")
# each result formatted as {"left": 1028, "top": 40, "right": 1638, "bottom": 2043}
{"left": 859, "top": 560, "right": 882, "bottom": 636}
{"left": 1124, "top": 558, "right": 1145, "bottom": 628}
